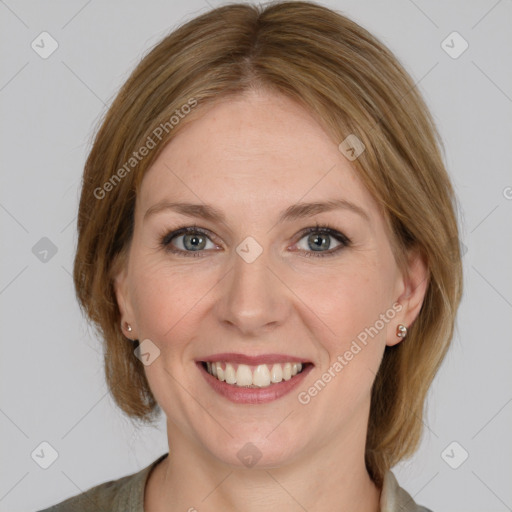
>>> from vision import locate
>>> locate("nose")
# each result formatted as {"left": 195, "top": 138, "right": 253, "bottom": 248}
{"left": 215, "top": 245, "right": 291, "bottom": 336}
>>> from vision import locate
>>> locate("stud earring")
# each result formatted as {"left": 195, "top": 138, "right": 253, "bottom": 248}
{"left": 123, "top": 322, "right": 132, "bottom": 333}
{"left": 396, "top": 324, "right": 407, "bottom": 338}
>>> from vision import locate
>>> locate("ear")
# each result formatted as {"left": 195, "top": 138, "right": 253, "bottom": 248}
{"left": 112, "top": 252, "right": 137, "bottom": 339}
{"left": 387, "top": 247, "right": 429, "bottom": 347}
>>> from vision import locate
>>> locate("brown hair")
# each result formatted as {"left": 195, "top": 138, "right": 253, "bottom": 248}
{"left": 73, "top": 0, "right": 463, "bottom": 486}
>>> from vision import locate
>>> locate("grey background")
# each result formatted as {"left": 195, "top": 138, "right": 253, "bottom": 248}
{"left": 1, "top": 0, "right": 511, "bottom": 511}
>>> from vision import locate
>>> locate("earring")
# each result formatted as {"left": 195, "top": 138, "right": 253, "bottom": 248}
{"left": 396, "top": 324, "right": 407, "bottom": 338}
{"left": 123, "top": 322, "right": 132, "bottom": 333}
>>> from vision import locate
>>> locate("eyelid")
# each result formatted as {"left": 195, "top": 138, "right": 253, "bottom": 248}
{"left": 159, "top": 225, "right": 221, "bottom": 258}
{"left": 159, "top": 223, "right": 351, "bottom": 258}
{"left": 160, "top": 225, "right": 218, "bottom": 247}
{"left": 295, "top": 224, "right": 351, "bottom": 245}
{"left": 290, "top": 224, "right": 351, "bottom": 258}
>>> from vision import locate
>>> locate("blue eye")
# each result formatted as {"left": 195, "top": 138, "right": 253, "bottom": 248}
{"left": 160, "top": 223, "right": 351, "bottom": 258}
{"left": 160, "top": 226, "right": 216, "bottom": 257}
{"left": 294, "top": 225, "right": 350, "bottom": 257}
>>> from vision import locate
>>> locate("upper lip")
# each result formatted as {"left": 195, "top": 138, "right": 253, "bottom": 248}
{"left": 196, "top": 353, "right": 312, "bottom": 365}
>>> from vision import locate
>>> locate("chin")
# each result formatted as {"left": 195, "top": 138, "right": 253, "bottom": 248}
{"left": 203, "top": 430, "right": 303, "bottom": 470}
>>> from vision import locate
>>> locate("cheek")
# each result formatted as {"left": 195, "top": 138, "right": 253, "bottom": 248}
{"left": 130, "top": 259, "right": 217, "bottom": 344}
{"left": 307, "top": 263, "right": 394, "bottom": 349}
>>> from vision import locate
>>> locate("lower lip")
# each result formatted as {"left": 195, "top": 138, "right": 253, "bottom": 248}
{"left": 197, "top": 362, "right": 313, "bottom": 404}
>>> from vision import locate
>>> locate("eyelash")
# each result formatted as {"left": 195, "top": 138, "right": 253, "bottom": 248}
{"left": 159, "top": 222, "right": 351, "bottom": 259}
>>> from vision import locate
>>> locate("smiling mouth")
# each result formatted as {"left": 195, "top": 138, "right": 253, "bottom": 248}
{"left": 200, "top": 361, "right": 312, "bottom": 388}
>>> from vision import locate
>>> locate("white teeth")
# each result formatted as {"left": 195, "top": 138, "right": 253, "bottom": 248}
{"left": 270, "top": 363, "right": 283, "bottom": 383}
{"left": 236, "top": 364, "right": 253, "bottom": 386}
{"left": 292, "top": 363, "right": 301, "bottom": 376}
{"left": 214, "top": 362, "right": 223, "bottom": 380}
{"left": 253, "top": 364, "right": 271, "bottom": 387}
{"left": 225, "top": 363, "right": 236, "bottom": 384}
{"left": 204, "top": 361, "right": 306, "bottom": 388}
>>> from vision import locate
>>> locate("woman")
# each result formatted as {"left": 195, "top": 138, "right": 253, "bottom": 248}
{"left": 39, "top": 1, "right": 463, "bottom": 511}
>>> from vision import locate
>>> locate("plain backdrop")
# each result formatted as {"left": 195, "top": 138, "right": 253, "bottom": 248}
{"left": 1, "top": 1, "right": 511, "bottom": 511}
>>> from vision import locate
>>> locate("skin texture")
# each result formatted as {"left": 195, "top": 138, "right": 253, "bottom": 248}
{"left": 114, "top": 89, "right": 428, "bottom": 512}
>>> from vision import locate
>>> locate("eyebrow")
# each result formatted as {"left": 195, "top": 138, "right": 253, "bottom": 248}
{"left": 143, "top": 198, "right": 370, "bottom": 224}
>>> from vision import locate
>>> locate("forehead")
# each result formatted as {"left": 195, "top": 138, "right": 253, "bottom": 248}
{"left": 138, "top": 90, "right": 380, "bottom": 224}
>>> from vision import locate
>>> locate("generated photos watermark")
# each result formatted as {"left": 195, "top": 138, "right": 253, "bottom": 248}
{"left": 94, "top": 97, "right": 198, "bottom": 200}
{"left": 297, "top": 302, "right": 403, "bottom": 405}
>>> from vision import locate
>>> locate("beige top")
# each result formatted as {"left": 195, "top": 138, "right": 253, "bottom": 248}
{"left": 38, "top": 453, "right": 433, "bottom": 512}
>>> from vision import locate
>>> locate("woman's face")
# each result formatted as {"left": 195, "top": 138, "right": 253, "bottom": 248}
{"left": 115, "top": 89, "right": 426, "bottom": 468}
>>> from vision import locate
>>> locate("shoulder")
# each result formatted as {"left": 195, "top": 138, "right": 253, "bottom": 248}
{"left": 36, "top": 454, "right": 168, "bottom": 512}
{"left": 380, "top": 470, "right": 434, "bottom": 512}
{"left": 36, "top": 474, "right": 130, "bottom": 512}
